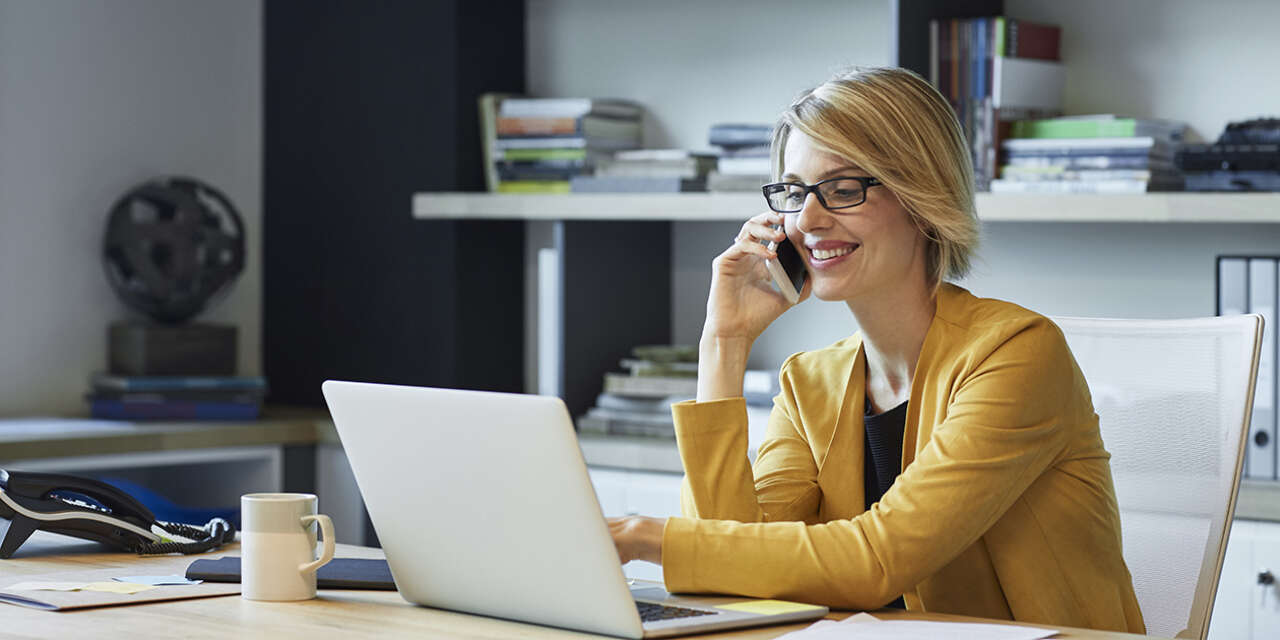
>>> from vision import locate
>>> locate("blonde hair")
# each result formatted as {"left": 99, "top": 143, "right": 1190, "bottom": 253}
{"left": 772, "top": 66, "right": 978, "bottom": 286}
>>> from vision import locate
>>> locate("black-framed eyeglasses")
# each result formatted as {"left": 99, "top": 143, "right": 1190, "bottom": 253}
{"left": 761, "top": 176, "right": 884, "bottom": 213}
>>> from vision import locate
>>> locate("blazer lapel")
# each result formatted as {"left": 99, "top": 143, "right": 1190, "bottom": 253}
{"left": 817, "top": 339, "right": 868, "bottom": 519}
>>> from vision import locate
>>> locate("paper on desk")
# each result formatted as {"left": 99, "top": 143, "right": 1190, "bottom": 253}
{"left": 5, "top": 582, "right": 89, "bottom": 592}
{"left": 4, "top": 581, "right": 157, "bottom": 595}
{"left": 0, "top": 568, "right": 239, "bottom": 611}
{"left": 114, "top": 575, "right": 203, "bottom": 586}
{"left": 83, "top": 582, "right": 157, "bottom": 595}
{"left": 776, "top": 613, "right": 1059, "bottom": 640}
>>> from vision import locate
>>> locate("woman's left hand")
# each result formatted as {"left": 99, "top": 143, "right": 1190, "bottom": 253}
{"left": 607, "top": 515, "right": 667, "bottom": 565}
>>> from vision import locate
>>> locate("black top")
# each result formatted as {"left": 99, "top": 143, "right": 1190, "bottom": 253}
{"left": 864, "top": 398, "right": 907, "bottom": 507}
{"left": 863, "top": 397, "right": 908, "bottom": 609}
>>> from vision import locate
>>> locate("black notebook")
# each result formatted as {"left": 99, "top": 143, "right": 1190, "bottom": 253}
{"left": 186, "top": 557, "right": 396, "bottom": 590}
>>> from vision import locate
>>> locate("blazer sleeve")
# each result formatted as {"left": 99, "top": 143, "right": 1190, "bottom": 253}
{"left": 669, "top": 354, "right": 822, "bottom": 525}
{"left": 662, "top": 321, "right": 1073, "bottom": 610}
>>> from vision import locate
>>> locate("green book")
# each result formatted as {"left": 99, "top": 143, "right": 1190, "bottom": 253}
{"left": 496, "top": 180, "right": 571, "bottom": 194}
{"left": 498, "top": 148, "right": 588, "bottom": 162}
{"left": 994, "top": 17, "right": 1006, "bottom": 57}
{"left": 1009, "top": 117, "right": 1184, "bottom": 140}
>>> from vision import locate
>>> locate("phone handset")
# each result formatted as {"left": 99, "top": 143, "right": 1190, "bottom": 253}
{"left": 763, "top": 224, "right": 806, "bottom": 304}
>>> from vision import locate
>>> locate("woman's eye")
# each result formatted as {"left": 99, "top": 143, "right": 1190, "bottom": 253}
{"left": 832, "top": 189, "right": 859, "bottom": 199}
{"left": 785, "top": 193, "right": 805, "bottom": 203}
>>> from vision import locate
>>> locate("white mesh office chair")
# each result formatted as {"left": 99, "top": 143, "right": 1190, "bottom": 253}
{"left": 1053, "top": 315, "right": 1262, "bottom": 639}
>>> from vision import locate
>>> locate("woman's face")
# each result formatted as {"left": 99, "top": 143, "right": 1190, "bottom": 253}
{"left": 781, "top": 132, "right": 929, "bottom": 303}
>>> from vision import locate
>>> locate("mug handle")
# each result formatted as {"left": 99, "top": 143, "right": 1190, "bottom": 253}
{"left": 298, "top": 514, "right": 336, "bottom": 575}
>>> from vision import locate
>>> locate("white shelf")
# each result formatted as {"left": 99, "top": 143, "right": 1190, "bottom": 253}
{"left": 413, "top": 192, "right": 1280, "bottom": 223}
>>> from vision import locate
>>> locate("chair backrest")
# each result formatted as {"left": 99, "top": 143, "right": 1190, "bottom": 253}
{"left": 1052, "top": 315, "right": 1262, "bottom": 639}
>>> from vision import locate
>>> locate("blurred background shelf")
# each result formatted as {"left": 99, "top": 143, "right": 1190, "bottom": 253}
{"left": 414, "top": 192, "right": 1280, "bottom": 223}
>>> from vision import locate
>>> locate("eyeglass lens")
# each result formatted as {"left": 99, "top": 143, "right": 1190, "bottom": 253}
{"left": 767, "top": 179, "right": 866, "bottom": 212}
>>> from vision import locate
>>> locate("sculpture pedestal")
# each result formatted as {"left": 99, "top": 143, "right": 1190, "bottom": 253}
{"left": 108, "top": 322, "right": 237, "bottom": 376}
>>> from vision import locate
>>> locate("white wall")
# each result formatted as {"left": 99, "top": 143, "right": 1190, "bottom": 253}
{"left": 0, "top": 0, "right": 262, "bottom": 415}
{"left": 1006, "top": 0, "right": 1280, "bottom": 143}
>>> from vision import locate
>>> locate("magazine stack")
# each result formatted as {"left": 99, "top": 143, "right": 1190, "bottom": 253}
{"left": 480, "top": 95, "right": 642, "bottom": 193}
{"left": 993, "top": 115, "right": 1187, "bottom": 193}
{"left": 707, "top": 123, "right": 773, "bottom": 192}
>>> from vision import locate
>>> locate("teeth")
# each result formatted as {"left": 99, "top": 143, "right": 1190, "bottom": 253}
{"left": 811, "top": 245, "right": 856, "bottom": 260}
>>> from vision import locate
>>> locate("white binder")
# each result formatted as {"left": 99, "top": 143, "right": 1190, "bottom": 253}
{"left": 1219, "top": 258, "right": 1249, "bottom": 474}
{"left": 1247, "top": 258, "right": 1277, "bottom": 479}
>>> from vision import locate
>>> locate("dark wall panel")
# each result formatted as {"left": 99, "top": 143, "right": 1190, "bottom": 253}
{"left": 265, "top": 0, "right": 525, "bottom": 406}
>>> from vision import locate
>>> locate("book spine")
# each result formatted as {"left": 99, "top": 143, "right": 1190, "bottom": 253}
{"left": 92, "top": 375, "right": 267, "bottom": 392}
{"left": 989, "top": 179, "right": 1154, "bottom": 194}
{"left": 1002, "top": 136, "right": 1159, "bottom": 152}
{"left": 497, "top": 165, "right": 587, "bottom": 181}
{"left": 479, "top": 93, "right": 502, "bottom": 193}
{"left": 998, "top": 168, "right": 1155, "bottom": 181}
{"left": 1008, "top": 19, "right": 1060, "bottom": 61}
{"left": 1006, "top": 155, "right": 1169, "bottom": 169}
{"left": 89, "top": 390, "right": 264, "bottom": 403}
{"left": 499, "top": 98, "right": 590, "bottom": 118}
{"left": 1011, "top": 119, "right": 1138, "bottom": 139}
{"left": 496, "top": 148, "right": 588, "bottom": 162}
{"left": 1007, "top": 18, "right": 1017, "bottom": 58}
{"left": 994, "top": 16, "right": 1006, "bottom": 57}
{"left": 603, "top": 372, "right": 698, "bottom": 397}
{"left": 928, "top": 19, "right": 939, "bottom": 87}
{"left": 949, "top": 19, "right": 960, "bottom": 105}
{"left": 496, "top": 117, "right": 582, "bottom": 137}
{"left": 89, "top": 399, "right": 261, "bottom": 420}
{"left": 708, "top": 125, "right": 773, "bottom": 147}
{"left": 494, "top": 137, "right": 587, "bottom": 150}
{"left": 496, "top": 181, "right": 571, "bottom": 194}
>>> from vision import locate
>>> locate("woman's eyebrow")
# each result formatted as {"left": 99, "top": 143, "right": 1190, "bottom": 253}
{"left": 782, "top": 166, "right": 861, "bottom": 182}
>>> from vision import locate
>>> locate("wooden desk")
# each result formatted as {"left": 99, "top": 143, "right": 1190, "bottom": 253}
{"left": 2, "top": 532, "right": 1149, "bottom": 639}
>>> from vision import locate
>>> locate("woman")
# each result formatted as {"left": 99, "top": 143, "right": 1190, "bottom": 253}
{"left": 607, "top": 67, "right": 1145, "bottom": 634}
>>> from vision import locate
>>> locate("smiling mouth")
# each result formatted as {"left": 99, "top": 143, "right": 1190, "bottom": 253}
{"left": 810, "top": 245, "right": 858, "bottom": 261}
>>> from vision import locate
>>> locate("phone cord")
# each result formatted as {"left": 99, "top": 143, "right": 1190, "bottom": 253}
{"left": 132, "top": 517, "right": 237, "bottom": 555}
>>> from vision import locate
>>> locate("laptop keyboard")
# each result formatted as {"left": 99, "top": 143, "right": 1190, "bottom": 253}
{"left": 636, "top": 601, "right": 718, "bottom": 623}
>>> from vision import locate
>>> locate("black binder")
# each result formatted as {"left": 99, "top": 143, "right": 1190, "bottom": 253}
{"left": 186, "top": 557, "right": 395, "bottom": 590}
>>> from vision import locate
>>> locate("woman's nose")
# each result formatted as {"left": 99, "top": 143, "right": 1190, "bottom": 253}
{"left": 794, "top": 192, "right": 832, "bottom": 235}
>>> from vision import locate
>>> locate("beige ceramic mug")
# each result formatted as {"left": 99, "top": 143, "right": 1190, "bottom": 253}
{"left": 240, "top": 493, "right": 335, "bottom": 601}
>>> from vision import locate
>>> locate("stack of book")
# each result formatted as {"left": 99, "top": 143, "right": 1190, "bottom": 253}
{"left": 928, "top": 16, "right": 1066, "bottom": 190}
{"left": 992, "top": 115, "right": 1187, "bottom": 193}
{"left": 86, "top": 373, "right": 266, "bottom": 420}
{"left": 481, "top": 95, "right": 643, "bottom": 193}
{"left": 577, "top": 345, "right": 783, "bottom": 439}
{"left": 570, "top": 149, "right": 715, "bottom": 193}
{"left": 707, "top": 124, "right": 773, "bottom": 192}
{"left": 578, "top": 345, "right": 698, "bottom": 438}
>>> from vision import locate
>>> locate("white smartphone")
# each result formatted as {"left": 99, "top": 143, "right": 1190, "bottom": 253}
{"left": 764, "top": 226, "right": 807, "bottom": 304}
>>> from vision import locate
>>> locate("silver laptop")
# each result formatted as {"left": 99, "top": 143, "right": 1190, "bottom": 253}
{"left": 322, "top": 380, "right": 829, "bottom": 638}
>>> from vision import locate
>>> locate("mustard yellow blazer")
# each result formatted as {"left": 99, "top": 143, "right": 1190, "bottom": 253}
{"left": 662, "top": 283, "right": 1145, "bottom": 634}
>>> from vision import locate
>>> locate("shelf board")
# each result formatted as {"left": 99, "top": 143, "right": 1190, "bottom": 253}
{"left": 412, "top": 192, "right": 1280, "bottom": 223}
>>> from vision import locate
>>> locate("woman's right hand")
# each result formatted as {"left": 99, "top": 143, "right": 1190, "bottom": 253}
{"left": 704, "top": 211, "right": 810, "bottom": 343}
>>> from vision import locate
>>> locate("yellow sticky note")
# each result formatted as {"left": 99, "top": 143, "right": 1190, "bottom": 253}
{"left": 719, "top": 599, "right": 825, "bottom": 615}
{"left": 83, "top": 581, "right": 157, "bottom": 595}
